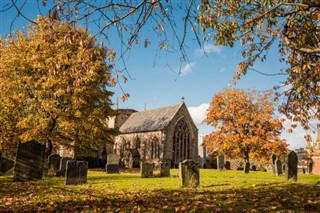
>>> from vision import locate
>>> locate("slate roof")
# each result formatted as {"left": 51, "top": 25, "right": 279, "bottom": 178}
{"left": 119, "top": 104, "right": 182, "bottom": 133}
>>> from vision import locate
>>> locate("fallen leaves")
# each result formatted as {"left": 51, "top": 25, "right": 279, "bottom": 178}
{"left": 1, "top": 171, "right": 320, "bottom": 212}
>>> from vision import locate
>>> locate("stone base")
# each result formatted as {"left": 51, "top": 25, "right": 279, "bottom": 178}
{"left": 106, "top": 164, "right": 120, "bottom": 173}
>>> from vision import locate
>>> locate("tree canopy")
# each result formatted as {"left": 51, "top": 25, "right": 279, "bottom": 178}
{"left": 0, "top": 17, "right": 116, "bottom": 155}
{"left": 198, "top": 0, "right": 320, "bottom": 134}
{"left": 203, "top": 89, "right": 288, "bottom": 162}
{"left": 1, "top": 0, "right": 319, "bottom": 139}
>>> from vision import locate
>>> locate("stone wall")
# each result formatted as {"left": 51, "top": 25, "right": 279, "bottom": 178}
{"left": 311, "top": 156, "right": 320, "bottom": 174}
{"left": 114, "top": 131, "right": 165, "bottom": 168}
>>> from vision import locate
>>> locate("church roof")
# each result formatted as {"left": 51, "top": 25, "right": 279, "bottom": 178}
{"left": 119, "top": 103, "right": 182, "bottom": 133}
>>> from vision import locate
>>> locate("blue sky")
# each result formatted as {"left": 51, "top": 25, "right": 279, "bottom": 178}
{"left": 0, "top": 1, "right": 318, "bottom": 149}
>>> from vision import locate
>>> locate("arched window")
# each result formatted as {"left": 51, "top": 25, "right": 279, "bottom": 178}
{"left": 172, "top": 119, "right": 190, "bottom": 167}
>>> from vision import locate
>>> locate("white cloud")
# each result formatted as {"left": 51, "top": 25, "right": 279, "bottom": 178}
{"left": 188, "top": 103, "right": 210, "bottom": 125}
{"left": 181, "top": 62, "right": 196, "bottom": 75}
{"left": 219, "top": 67, "right": 226, "bottom": 73}
{"left": 281, "top": 116, "right": 318, "bottom": 149}
{"left": 195, "top": 44, "right": 223, "bottom": 58}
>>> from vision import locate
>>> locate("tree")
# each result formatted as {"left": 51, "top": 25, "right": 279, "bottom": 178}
{"left": 198, "top": 0, "right": 320, "bottom": 135}
{"left": 2, "top": 0, "right": 319, "bottom": 137}
{"left": 0, "top": 17, "right": 116, "bottom": 156}
{"left": 203, "top": 89, "right": 288, "bottom": 162}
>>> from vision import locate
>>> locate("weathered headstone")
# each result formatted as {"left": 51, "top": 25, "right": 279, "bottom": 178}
{"left": 243, "top": 161, "right": 250, "bottom": 174}
{"left": 13, "top": 140, "right": 45, "bottom": 181}
{"left": 179, "top": 160, "right": 199, "bottom": 188}
{"left": 160, "top": 162, "right": 170, "bottom": 177}
{"left": 140, "top": 162, "right": 153, "bottom": 178}
{"left": 271, "top": 154, "right": 277, "bottom": 175}
{"left": 56, "top": 157, "right": 72, "bottom": 177}
{"left": 65, "top": 160, "right": 88, "bottom": 185}
{"left": 251, "top": 165, "right": 257, "bottom": 171}
{"left": 225, "top": 161, "right": 231, "bottom": 170}
{"left": 48, "top": 154, "right": 61, "bottom": 176}
{"left": 217, "top": 154, "right": 224, "bottom": 170}
{"left": 0, "top": 157, "right": 14, "bottom": 176}
{"left": 106, "top": 154, "right": 120, "bottom": 174}
{"left": 275, "top": 159, "right": 282, "bottom": 176}
{"left": 307, "top": 161, "right": 313, "bottom": 174}
{"left": 285, "top": 151, "right": 298, "bottom": 181}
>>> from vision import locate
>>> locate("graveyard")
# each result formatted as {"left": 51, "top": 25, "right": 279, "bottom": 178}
{"left": 1, "top": 169, "right": 320, "bottom": 212}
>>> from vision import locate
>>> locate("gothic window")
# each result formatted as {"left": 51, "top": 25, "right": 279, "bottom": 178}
{"left": 172, "top": 119, "right": 190, "bottom": 167}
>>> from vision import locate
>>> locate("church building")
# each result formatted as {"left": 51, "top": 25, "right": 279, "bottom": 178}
{"left": 112, "top": 100, "right": 198, "bottom": 168}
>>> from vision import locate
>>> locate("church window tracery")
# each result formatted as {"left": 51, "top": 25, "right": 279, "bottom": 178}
{"left": 172, "top": 119, "right": 190, "bottom": 167}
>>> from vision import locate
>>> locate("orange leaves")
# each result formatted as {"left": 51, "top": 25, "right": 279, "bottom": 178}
{"left": 204, "top": 89, "right": 287, "bottom": 161}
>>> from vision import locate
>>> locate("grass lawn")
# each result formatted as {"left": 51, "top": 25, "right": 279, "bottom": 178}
{"left": 1, "top": 169, "right": 320, "bottom": 212}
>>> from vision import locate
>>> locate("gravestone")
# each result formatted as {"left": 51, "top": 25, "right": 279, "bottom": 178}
{"left": 179, "top": 160, "right": 199, "bottom": 188}
{"left": 217, "top": 154, "right": 224, "bottom": 170}
{"left": 307, "top": 161, "right": 313, "bottom": 174}
{"left": 106, "top": 154, "right": 120, "bottom": 173}
{"left": 0, "top": 157, "right": 14, "bottom": 176}
{"left": 160, "top": 162, "right": 170, "bottom": 177}
{"left": 65, "top": 160, "right": 88, "bottom": 185}
{"left": 225, "top": 161, "right": 231, "bottom": 170}
{"left": 243, "top": 161, "right": 250, "bottom": 174}
{"left": 275, "top": 159, "right": 282, "bottom": 176}
{"left": 251, "top": 165, "right": 257, "bottom": 171}
{"left": 140, "top": 162, "right": 153, "bottom": 178}
{"left": 285, "top": 151, "right": 298, "bottom": 181}
{"left": 48, "top": 154, "right": 61, "bottom": 176}
{"left": 56, "top": 157, "right": 72, "bottom": 177}
{"left": 13, "top": 140, "right": 45, "bottom": 181}
{"left": 271, "top": 154, "right": 277, "bottom": 175}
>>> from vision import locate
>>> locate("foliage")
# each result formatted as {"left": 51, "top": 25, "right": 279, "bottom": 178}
{"left": 1, "top": 170, "right": 320, "bottom": 212}
{"left": 203, "top": 89, "right": 288, "bottom": 162}
{"left": 2, "top": 1, "right": 319, "bottom": 137}
{"left": 198, "top": 0, "right": 320, "bottom": 134}
{"left": 0, "top": 17, "right": 116, "bottom": 155}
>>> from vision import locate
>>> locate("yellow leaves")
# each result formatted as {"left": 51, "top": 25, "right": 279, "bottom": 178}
{"left": 107, "top": 49, "right": 116, "bottom": 61}
{"left": 0, "top": 16, "right": 117, "bottom": 151}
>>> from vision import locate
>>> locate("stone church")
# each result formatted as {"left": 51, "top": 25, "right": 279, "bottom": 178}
{"left": 110, "top": 101, "right": 198, "bottom": 168}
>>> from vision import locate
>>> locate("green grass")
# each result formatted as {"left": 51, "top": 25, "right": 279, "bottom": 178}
{"left": 1, "top": 169, "right": 320, "bottom": 212}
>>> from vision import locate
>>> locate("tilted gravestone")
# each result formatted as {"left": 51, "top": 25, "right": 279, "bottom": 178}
{"left": 275, "top": 159, "right": 283, "bottom": 176}
{"left": 106, "top": 154, "right": 120, "bottom": 174}
{"left": 271, "top": 154, "right": 277, "bottom": 175}
{"left": 179, "top": 160, "right": 199, "bottom": 188}
{"left": 225, "top": 161, "right": 231, "bottom": 170}
{"left": 243, "top": 161, "right": 250, "bottom": 174}
{"left": 0, "top": 157, "right": 15, "bottom": 176}
{"left": 217, "top": 154, "right": 224, "bottom": 170}
{"left": 285, "top": 151, "right": 298, "bottom": 181}
{"left": 65, "top": 160, "right": 88, "bottom": 185}
{"left": 48, "top": 154, "right": 61, "bottom": 176}
{"left": 160, "top": 162, "right": 170, "bottom": 177}
{"left": 307, "top": 161, "right": 313, "bottom": 174}
{"left": 13, "top": 140, "right": 45, "bottom": 181}
{"left": 56, "top": 157, "right": 72, "bottom": 177}
{"left": 140, "top": 162, "right": 153, "bottom": 178}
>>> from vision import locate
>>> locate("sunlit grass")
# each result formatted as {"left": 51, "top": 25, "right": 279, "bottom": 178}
{"left": 1, "top": 169, "right": 320, "bottom": 212}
